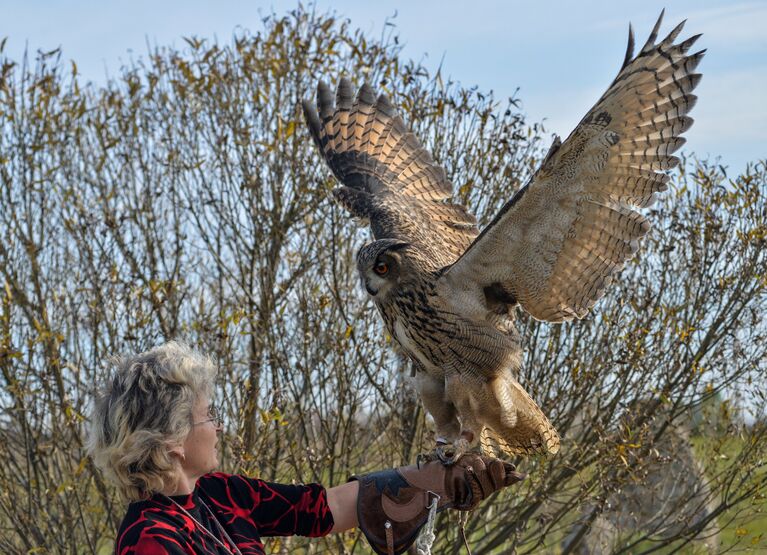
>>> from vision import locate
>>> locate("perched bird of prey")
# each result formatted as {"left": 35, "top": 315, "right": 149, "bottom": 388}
{"left": 303, "top": 12, "right": 703, "bottom": 461}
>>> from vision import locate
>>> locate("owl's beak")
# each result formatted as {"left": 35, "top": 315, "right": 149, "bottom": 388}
{"left": 364, "top": 281, "right": 378, "bottom": 296}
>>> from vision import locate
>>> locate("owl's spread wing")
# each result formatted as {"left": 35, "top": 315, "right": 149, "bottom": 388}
{"left": 440, "top": 13, "right": 704, "bottom": 322}
{"left": 303, "top": 79, "right": 478, "bottom": 268}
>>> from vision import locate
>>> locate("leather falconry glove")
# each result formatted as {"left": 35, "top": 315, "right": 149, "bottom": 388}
{"left": 351, "top": 454, "right": 525, "bottom": 555}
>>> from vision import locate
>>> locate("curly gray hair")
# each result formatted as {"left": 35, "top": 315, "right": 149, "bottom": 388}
{"left": 88, "top": 341, "right": 216, "bottom": 501}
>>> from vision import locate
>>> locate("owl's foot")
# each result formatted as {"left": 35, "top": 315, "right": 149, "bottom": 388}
{"left": 418, "top": 431, "right": 476, "bottom": 466}
{"left": 435, "top": 439, "right": 470, "bottom": 465}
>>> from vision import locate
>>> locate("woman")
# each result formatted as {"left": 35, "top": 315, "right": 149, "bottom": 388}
{"left": 89, "top": 341, "right": 523, "bottom": 554}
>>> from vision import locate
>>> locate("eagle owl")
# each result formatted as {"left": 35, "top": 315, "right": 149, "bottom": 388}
{"left": 303, "top": 12, "right": 703, "bottom": 460}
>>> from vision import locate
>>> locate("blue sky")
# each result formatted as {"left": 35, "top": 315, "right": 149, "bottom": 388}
{"left": 2, "top": 1, "right": 766, "bottom": 175}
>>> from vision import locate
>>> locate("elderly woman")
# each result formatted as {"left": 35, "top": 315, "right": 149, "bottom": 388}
{"left": 89, "top": 341, "right": 523, "bottom": 554}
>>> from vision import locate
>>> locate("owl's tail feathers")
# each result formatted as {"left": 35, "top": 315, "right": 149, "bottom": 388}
{"left": 480, "top": 377, "right": 561, "bottom": 457}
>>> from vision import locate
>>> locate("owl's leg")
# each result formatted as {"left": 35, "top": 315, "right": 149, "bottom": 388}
{"left": 446, "top": 418, "right": 483, "bottom": 461}
{"left": 414, "top": 372, "right": 464, "bottom": 464}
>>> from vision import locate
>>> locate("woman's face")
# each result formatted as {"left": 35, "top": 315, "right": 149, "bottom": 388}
{"left": 181, "top": 395, "right": 222, "bottom": 479}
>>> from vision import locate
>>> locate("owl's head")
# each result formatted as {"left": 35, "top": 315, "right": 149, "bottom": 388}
{"left": 357, "top": 239, "right": 410, "bottom": 299}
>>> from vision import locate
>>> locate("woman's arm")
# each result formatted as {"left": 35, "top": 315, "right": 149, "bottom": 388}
{"left": 326, "top": 480, "right": 360, "bottom": 533}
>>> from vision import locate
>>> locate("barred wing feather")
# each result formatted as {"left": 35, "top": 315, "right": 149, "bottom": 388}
{"left": 441, "top": 12, "right": 704, "bottom": 322}
{"left": 303, "top": 78, "right": 478, "bottom": 269}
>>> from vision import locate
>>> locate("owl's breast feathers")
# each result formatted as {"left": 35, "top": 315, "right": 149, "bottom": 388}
{"left": 377, "top": 278, "right": 521, "bottom": 380}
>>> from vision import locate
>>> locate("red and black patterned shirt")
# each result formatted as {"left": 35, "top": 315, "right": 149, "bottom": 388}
{"left": 115, "top": 472, "right": 334, "bottom": 554}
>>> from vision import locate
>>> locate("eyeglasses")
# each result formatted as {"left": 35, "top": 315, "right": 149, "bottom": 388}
{"left": 192, "top": 405, "right": 223, "bottom": 428}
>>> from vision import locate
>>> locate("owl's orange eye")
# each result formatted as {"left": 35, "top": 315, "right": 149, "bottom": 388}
{"left": 374, "top": 261, "right": 389, "bottom": 276}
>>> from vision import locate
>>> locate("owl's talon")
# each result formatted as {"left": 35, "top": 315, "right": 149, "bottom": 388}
{"left": 436, "top": 445, "right": 460, "bottom": 465}
{"left": 415, "top": 452, "right": 432, "bottom": 469}
{"left": 434, "top": 438, "right": 471, "bottom": 466}
{"left": 415, "top": 442, "right": 464, "bottom": 466}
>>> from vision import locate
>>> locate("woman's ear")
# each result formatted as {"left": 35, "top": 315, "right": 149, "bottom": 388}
{"left": 168, "top": 445, "right": 186, "bottom": 463}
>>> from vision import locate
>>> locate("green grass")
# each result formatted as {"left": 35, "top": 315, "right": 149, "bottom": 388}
{"left": 695, "top": 434, "right": 767, "bottom": 553}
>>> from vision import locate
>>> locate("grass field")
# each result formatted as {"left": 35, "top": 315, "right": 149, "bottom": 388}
{"left": 627, "top": 434, "right": 767, "bottom": 553}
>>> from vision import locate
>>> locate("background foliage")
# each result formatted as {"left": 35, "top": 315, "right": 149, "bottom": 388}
{"left": 0, "top": 7, "right": 765, "bottom": 553}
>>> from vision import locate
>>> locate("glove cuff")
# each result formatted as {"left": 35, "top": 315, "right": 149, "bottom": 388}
{"left": 351, "top": 465, "right": 452, "bottom": 555}
{"left": 351, "top": 455, "right": 524, "bottom": 555}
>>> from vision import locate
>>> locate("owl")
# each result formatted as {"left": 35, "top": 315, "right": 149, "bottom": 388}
{"left": 302, "top": 12, "right": 703, "bottom": 461}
